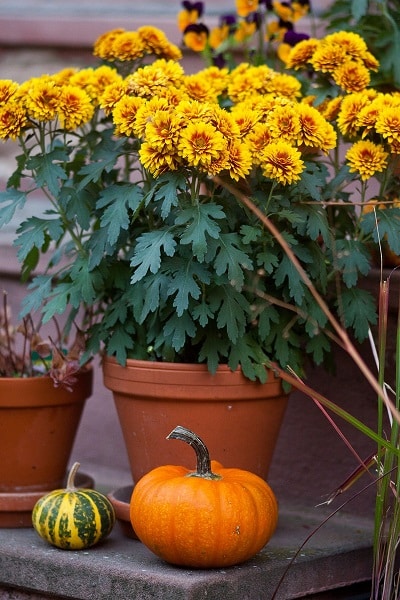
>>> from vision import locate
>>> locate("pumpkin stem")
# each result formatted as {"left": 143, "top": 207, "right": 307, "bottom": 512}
{"left": 167, "top": 426, "right": 221, "bottom": 480}
{"left": 66, "top": 461, "right": 80, "bottom": 490}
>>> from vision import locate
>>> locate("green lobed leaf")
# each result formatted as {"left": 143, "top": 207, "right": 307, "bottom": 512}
{"left": 105, "top": 324, "right": 136, "bottom": 365}
{"left": 191, "top": 300, "right": 215, "bottom": 327}
{"left": 213, "top": 233, "right": 253, "bottom": 290}
{"left": 163, "top": 312, "right": 196, "bottom": 352}
{"left": 167, "top": 260, "right": 209, "bottom": 316}
{"left": 198, "top": 329, "right": 230, "bottom": 374}
{"left": 176, "top": 203, "right": 224, "bottom": 262}
{"left": 0, "top": 189, "right": 27, "bottom": 227}
{"left": 294, "top": 161, "right": 330, "bottom": 201}
{"left": 361, "top": 207, "right": 400, "bottom": 254}
{"left": 15, "top": 217, "right": 63, "bottom": 261}
{"left": 212, "top": 286, "right": 249, "bottom": 344}
{"left": 333, "top": 238, "right": 371, "bottom": 287}
{"left": 274, "top": 254, "right": 307, "bottom": 305}
{"left": 227, "top": 335, "right": 269, "bottom": 383}
{"left": 292, "top": 204, "right": 330, "bottom": 244}
{"left": 305, "top": 332, "right": 331, "bottom": 366}
{"left": 98, "top": 184, "right": 144, "bottom": 246}
{"left": 138, "top": 273, "right": 168, "bottom": 323}
{"left": 145, "top": 172, "right": 186, "bottom": 218}
{"left": 130, "top": 229, "right": 177, "bottom": 282}
{"left": 58, "top": 185, "right": 92, "bottom": 231}
{"left": 20, "top": 275, "right": 54, "bottom": 316}
{"left": 339, "top": 288, "right": 377, "bottom": 341}
{"left": 27, "top": 149, "right": 69, "bottom": 197}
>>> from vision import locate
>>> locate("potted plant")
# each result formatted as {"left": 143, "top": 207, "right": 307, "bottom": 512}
{"left": 1, "top": 18, "right": 400, "bottom": 486}
{"left": 0, "top": 291, "right": 93, "bottom": 527}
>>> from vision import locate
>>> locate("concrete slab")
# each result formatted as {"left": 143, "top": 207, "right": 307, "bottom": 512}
{"left": 0, "top": 505, "right": 373, "bottom": 600}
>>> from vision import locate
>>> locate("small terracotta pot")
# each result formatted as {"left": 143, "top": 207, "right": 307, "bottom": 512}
{"left": 107, "top": 485, "right": 137, "bottom": 539}
{"left": 103, "top": 357, "right": 288, "bottom": 483}
{"left": 0, "top": 471, "right": 94, "bottom": 528}
{"left": 0, "top": 368, "right": 92, "bottom": 493}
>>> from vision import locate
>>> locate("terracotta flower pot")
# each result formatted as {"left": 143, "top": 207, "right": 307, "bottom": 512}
{"left": 103, "top": 357, "right": 288, "bottom": 483}
{"left": 0, "top": 368, "right": 93, "bottom": 493}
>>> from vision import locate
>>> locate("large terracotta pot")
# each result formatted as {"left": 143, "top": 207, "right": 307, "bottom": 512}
{"left": 0, "top": 367, "right": 92, "bottom": 493}
{"left": 103, "top": 357, "right": 288, "bottom": 483}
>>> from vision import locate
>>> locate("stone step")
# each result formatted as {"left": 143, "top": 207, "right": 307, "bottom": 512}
{"left": 0, "top": 505, "right": 373, "bottom": 600}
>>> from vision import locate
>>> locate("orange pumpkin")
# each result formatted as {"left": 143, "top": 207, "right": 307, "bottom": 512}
{"left": 130, "top": 425, "right": 278, "bottom": 568}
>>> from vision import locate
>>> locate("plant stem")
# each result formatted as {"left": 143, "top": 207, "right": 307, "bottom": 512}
{"left": 213, "top": 175, "right": 400, "bottom": 425}
{"left": 66, "top": 462, "right": 80, "bottom": 490}
{"left": 167, "top": 425, "right": 221, "bottom": 480}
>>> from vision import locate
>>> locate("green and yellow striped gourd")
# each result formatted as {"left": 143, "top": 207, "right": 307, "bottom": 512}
{"left": 32, "top": 462, "right": 115, "bottom": 550}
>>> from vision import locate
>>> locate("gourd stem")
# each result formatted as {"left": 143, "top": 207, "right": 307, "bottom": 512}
{"left": 167, "top": 426, "right": 220, "bottom": 479}
{"left": 66, "top": 461, "right": 80, "bottom": 489}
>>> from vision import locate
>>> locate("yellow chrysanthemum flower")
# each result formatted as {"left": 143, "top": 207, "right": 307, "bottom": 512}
{"left": 161, "top": 86, "right": 188, "bottom": 107}
{"left": 0, "top": 80, "right": 19, "bottom": 106}
{"left": 310, "top": 44, "right": 348, "bottom": 73}
{"left": 209, "top": 105, "right": 241, "bottom": 141}
{"left": 236, "top": 0, "right": 259, "bottom": 18}
{"left": 285, "top": 38, "right": 319, "bottom": 69}
{"left": 134, "top": 97, "right": 171, "bottom": 138}
{"left": 176, "top": 98, "right": 215, "bottom": 123}
{"left": 137, "top": 26, "right": 182, "bottom": 60}
{"left": 57, "top": 85, "right": 94, "bottom": 130}
{"left": 375, "top": 107, "right": 400, "bottom": 144}
{"left": 332, "top": 60, "right": 371, "bottom": 92}
{"left": 225, "top": 139, "right": 253, "bottom": 181}
{"left": 356, "top": 95, "right": 384, "bottom": 137}
{"left": 323, "top": 31, "right": 368, "bottom": 61}
{"left": 99, "top": 81, "right": 127, "bottom": 115}
{"left": 139, "top": 142, "right": 181, "bottom": 177}
{"left": 52, "top": 68, "right": 78, "bottom": 85}
{"left": 389, "top": 139, "right": 400, "bottom": 155}
{"left": 231, "top": 105, "right": 262, "bottom": 137}
{"left": 203, "top": 153, "right": 230, "bottom": 176}
{"left": 265, "top": 73, "right": 302, "bottom": 99}
{"left": 69, "top": 64, "right": 122, "bottom": 105}
{"left": 362, "top": 51, "right": 380, "bottom": 72}
{"left": 337, "top": 92, "right": 372, "bottom": 138}
{"left": 178, "top": 121, "right": 227, "bottom": 169}
{"left": 143, "top": 109, "right": 183, "bottom": 152}
{"left": 112, "top": 96, "right": 145, "bottom": 137}
{"left": 228, "top": 69, "right": 267, "bottom": 103}
{"left": 296, "top": 103, "right": 336, "bottom": 151}
{"left": 127, "top": 60, "right": 184, "bottom": 98}
{"left": 259, "top": 140, "right": 304, "bottom": 185}
{"left": 318, "top": 121, "right": 339, "bottom": 154}
{"left": 183, "top": 73, "right": 221, "bottom": 102}
{"left": 0, "top": 102, "right": 28, "bottom": 139}
{"left": 245, "top": 122, "right": 273, "bottom": 163}
{"left": 25, "top": 78, "right": 61, "bottom": 122}
{"left": 266, "top": 104, "right": 301, "bottom": 143}
{"left": 112, "top": 31, "right": 146, "bottom": 62}
{"left": 92, "top": 28, "right": 125, "bottom": 60}
{"left": 346, "top": 140, "right": 388, "bottom": 181}
{"left": 90, "top": 66, "right": 123, "bottom": 100}
{"left": 196, "top": 66, "right": 230, "bottom": 95}
{"left": 318, "top": 97, "right": 342, "bottom": 122}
